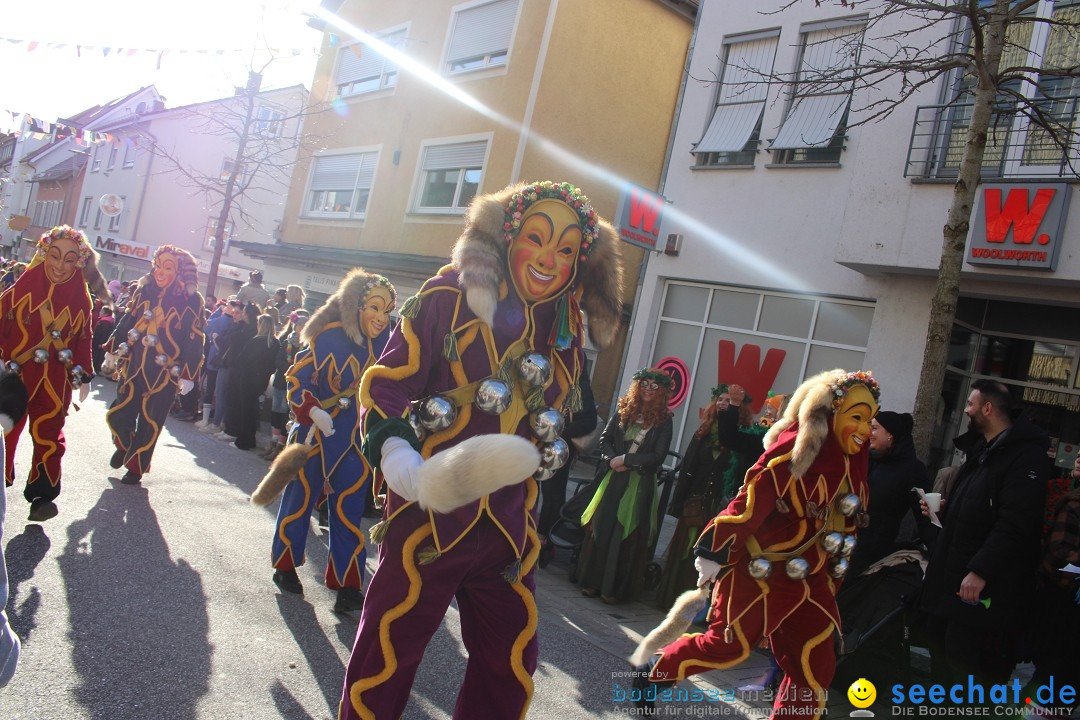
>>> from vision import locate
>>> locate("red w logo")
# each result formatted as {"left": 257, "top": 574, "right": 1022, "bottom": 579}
{"left": 717, "top": 340, "right": 786, "bottom": 415}
{"left": 628, "top": 190, "right": 663, "bottom": 236}
{"left": 984, "top": 187, "right": 1055, "bottom": 245}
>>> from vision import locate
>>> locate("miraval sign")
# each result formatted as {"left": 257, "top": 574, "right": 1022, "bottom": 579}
{"left": 94, "top": 235, "right": 152, "bottom": 259}
{"left": 966, "top": 183, "right": 1070, "bottom": 271}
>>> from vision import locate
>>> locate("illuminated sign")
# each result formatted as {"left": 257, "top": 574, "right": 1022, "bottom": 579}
{"left": 966, "top": 183, "right": 1069, "bottom": 271}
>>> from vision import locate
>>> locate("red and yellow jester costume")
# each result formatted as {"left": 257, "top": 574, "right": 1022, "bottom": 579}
{"left": 0, "top": 226, "right": 110, "bottom": 521}
{"left": 640, "top": 369, "right": 879, "bottom": 719}
{"left": 105, "top": 246, "right": 204, "bottom": 484}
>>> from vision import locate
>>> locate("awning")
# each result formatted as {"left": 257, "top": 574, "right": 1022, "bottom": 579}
{"left": 695, "top": 102, "right": 764, "bottom": 153}
{"left": 770, "top": 93, "right": 849, "bottom": 149}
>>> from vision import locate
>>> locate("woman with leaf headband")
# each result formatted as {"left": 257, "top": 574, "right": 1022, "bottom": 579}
{"left": 576, "top": 367, "right": 674, "bottom": 604}
{"left": 338, "top": 182, "right": 622, "bottom": 720}
{"left": 0, "top": 225, "right": 108, "bottom": 521}
{"left": 656, "top": 382, "right": 766, "bottom": 610}
{"left": 631, "top": 369, "right": 879, "bottom": 719}
{"left": 104, "top": 245, "right": 205, "bottom": 485}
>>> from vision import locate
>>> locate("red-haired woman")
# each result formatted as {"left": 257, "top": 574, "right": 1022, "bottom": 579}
{"left": 576, "top": 367, "right": 674, "bottom": 604}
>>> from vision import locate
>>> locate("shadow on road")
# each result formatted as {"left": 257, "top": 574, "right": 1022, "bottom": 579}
{"left": 4, "top": 523, "right": 50, "bottom": 644}
{"left": 274, "top": 593, "right": 348, "bottom": 717}
{"left": 58, "top": 480, "right": 212, "bottom": 720}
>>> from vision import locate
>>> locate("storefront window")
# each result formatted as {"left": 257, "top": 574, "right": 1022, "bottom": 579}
{"left": 707, "top": 289, "right": 759, "bottom": 329}
{"left": 974, "top": 334, "right": 1076, "bottom": 386}
{"left": 758, "top": 295, "right": 814, "bottom": 337}
{"left": 813, "top": 302, "right": 875, "bottom": 347}
{"left": 662, "top": 284, "right": 709, "bottom": 322}
{"left": 948, "top": 325, "right": 978, "bottom": 371}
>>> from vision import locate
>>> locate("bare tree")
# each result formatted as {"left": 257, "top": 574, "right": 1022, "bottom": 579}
{"left": 136, "top": 61, "right": 327, "bottom": 297}
{"left": 706, "top": 0, "right": 1078, "bottom": 460}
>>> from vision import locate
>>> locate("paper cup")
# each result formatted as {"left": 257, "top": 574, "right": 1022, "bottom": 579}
{"left": 924, "top": 492, "right": 942, "bottom": 513}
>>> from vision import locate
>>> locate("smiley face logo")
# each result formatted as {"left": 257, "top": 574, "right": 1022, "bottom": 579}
{"left": 847, "top": 678, "right": 876, "bottom": 709}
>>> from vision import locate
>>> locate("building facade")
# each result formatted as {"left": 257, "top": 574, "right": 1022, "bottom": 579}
{"left": 625, "top": 0, "right": 1080, "bottom": 473}
{"left": 247, "top": 0, "right": 697, "bottom": 413}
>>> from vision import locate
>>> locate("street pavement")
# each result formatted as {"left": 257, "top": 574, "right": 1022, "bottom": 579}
{"left": 5, "top": 381, "right": 1034, "bottom": 719}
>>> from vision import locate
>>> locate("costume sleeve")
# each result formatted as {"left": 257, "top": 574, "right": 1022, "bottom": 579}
{"left": 693, "top": 462, "right": 785, "bottom": 564}
{"left": 70, "top": 303, "right": 94, "bottom": 380}
{"left": 177, "top": 295, "right": 205, "bottom": 380}
{"left": 625, "top": 416, "right": 673, "bottom": 476}
{"left": 966, "top": 448, "right": 1049, "bottom": 583}
{"left": 668, "top": 435, "right": 703, "bottom": 517}
{"left": 0, "top": 288, "right": 15, "bottom": 359}
{"left": 106, "top": 288, "right": 140, "bottom": 352}
{"left": 595, "top": 413, "right": 622, "bottom": 466}
{"left": 286, "top": 346, "right": 322, "bottom": 426}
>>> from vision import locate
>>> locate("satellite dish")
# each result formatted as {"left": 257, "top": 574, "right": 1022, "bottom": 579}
{"left": 99, "top": 194, "right": 124, "bottom": 217}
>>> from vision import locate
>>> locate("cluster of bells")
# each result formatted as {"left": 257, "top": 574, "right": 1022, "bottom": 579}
{"left": 114, "top": 327, "right": 182, "bottom": 377}
{"left": 746, "top": 493, "right": 861, "bottom": 581}
{"left": 410, "top": 353, "right": 570, "bottom": 481}
{"left": 5, "top": 352, "right": 85, "bottom": 389}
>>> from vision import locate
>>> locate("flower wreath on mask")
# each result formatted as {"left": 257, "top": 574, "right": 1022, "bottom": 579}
{"left": 828, "top": 370, "right": 880, "bottom": 410}
{"left": 502, "top": 181, "right": 600, "bottom": 266}
{"left": 362, "top": 275, "right": 397, "bottom": 304}
{"left": 35, "top": 225, "right": 92, "bottom": 267}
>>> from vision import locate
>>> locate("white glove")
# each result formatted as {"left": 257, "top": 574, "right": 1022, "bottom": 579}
{"left": 177, "top": 378, "right": 194, "bottom": 395}
{"left": 104, "top": 352, "right": 118, "bottom": 366}
{"left": 309, "top": 407, "right": 335, "bottom": 437}
{"left": 79, "top": 383, "right": 90, "bottom": 403}
{"left": 380, "top": 436, "right": 423, "bottom": 503}
{"left": 694, "top": 556, "right": 722, "bottom": 588}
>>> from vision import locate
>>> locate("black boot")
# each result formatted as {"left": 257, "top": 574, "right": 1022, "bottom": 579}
{"left": 273, "top": 569, "right": 304, "bottom": 595}
{"left": 334, "top": 587, "right": 364, "bottom": 614}
{"left": 630, "top": 658, "right": 675, "bottom": 716}
{"left": 28, "top": 498, "right": 58, "bottom": 522}
{"left": 120, "top": 470, "right": 142, "bottom": 485}
{"left": 109, "top": 448, "right": 125, "bottom": 469}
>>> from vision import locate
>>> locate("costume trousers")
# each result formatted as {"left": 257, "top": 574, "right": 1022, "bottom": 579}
{"left": 339, "top": 514, "right": 538, "bottom": 720}
{"left": 272, "top": 433, "right": 370, "bottom": 590}
{"left": 106, "top": 373, "right": 178, "bottom": 476}
{"left": 4, "top": 385, "right": 70, "bottom": 503}
{"left": 651, "top": 597, "right": 835, "bottom": 718}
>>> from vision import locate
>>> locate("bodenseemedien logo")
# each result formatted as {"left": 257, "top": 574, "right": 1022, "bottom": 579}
{"left": 848, "top": 678, "right": 876, "bottom": 717}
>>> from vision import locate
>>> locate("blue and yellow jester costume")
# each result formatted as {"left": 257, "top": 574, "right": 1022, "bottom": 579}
{"left": 270, "top": 269, "right": 393, "bottom": 601}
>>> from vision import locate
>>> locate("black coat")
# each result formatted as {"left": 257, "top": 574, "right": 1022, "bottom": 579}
{"left": 595, "top": 412, "right": 674, "bottom": 488}
{"left": 848, "top": 434, "right": 930, "bottom": 577}
{"left": 920, "top": 415, "right": 1051, "bottom": 627}
{"left": 668, "top": 405, "right": 763, "bottom": 518}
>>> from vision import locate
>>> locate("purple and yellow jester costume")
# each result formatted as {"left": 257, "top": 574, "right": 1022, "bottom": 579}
{"left": 105, "top": 246, "right": 204, "bottom": 484}
{"left": 339, "top": 182, "right": 624, "bottom": 720}
{"left": 270, "top": 269, "right": 393, "bottom": 612}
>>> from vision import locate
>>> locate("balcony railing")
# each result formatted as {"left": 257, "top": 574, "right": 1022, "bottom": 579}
{"left": 905, "top": 98, "right": 1080, "bottom": 180}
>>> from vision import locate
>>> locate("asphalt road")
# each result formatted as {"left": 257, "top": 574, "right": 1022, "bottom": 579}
{"left": 0, "top": 382, "right": 640, "bottom": 720}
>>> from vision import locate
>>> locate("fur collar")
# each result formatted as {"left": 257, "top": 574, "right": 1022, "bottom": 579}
{"left": 762, "top": 368, "right": 851, "bottom": 478}
{"left": 450, "top": 182, "right": 624, "bottom": 349}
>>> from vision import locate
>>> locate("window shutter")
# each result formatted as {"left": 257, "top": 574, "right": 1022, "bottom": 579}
{"left": 695, "top": 33, "right": 778, "bottom": 153}
{"left": 422, "top": 141, "right": 486, "bottom": 170}
{"left": 336, "top": 44, "right": 386, "bottom": 85}
{"left": 447, "top": 0, "right": 518, "bottom": 62}
{"left": 310, "top": 155, "right": 362, "bottom": 191}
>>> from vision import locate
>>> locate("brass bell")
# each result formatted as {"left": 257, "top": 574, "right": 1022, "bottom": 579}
{"left": 127, "top": 328, "right": 140, "bottom": 344}
{"left": 5, "top": 361, "right": 20, "bottom": 373}
{"left": 785, "top": 557, "right": 811, "bottom": 580}
{"left": 474, "top": 379, "right": 512, "bottom": 415}
{"left": 533, "top": 467, "right": 556, "bottom": 482}
{"left": 50, "top": 329, "right": 62, "bottom": 340}
{"left": 169, "top": 365, "right": 182, "bottom": 377}
{"left": 540, "top": 438, "right": 570, "bottom": 470}
{"left": 116, "top": 342, "right": 130, "bottom": 357}
{"left": 829, "top": 557, "right": 849, "bottom": 579}
{"left": 33, "top": 348, "right": 49, "bottom": 364}
{"left": 836, "top": 493, "right": 862, "bottom": 517}
{"left": 337, "top": 396, "right": 352, "bottom": 410}
{"left": 840, "top": 534, "right": 857, "bottom": 558}
{"left": 747, "top": 558, "right": 772, "bottom": 579}
{"left": 154, "top": 354, "right": 168, "bottom": 366}
{"left": 531, "top": 407, "right": 565, "bottom": 443}
{"left": 57, "top": 349, "right": 73, "bottom": 365}
{"left": 821, "top": 532, "right": 844, "bottom": 556}
{"left": 143, "top": 310, "right": 153, "bottom": 320}
{"left": 70, "top": 365, "right": 84, "bottom": 387}
{"left": 517, "top": 353, "right": 552, "bottom": 389}
{"left": 408, "top": 412, "right": 427, "bottom": 441}
{"left": 142, "top": 334, "right": 158, "bottom": 348}
{"left": 418, "top": 395, "right": 455, "bottom": 431}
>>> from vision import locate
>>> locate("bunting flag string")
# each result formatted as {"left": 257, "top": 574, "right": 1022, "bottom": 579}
{"left": 0, "top": 108, "right": 139, "bottom": 147}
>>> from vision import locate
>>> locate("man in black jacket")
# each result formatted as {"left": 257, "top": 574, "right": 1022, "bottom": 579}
{"left": 921, "top": 379, "right": 1050, "bottom": 691}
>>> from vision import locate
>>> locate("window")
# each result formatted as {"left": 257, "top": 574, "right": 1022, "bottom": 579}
{"left": 771, "top": 18, "right": 865, "bottom": 165}
{"left": 336, "top": 28, "right": 407, "bottom": 97}
{"left": 253, "top": 106, "right": 285, "bottom": 137}
{"left": 414, "top": 140, "right": 486, "bottom": 212}
{"left": 204, "top": 218, "right": 235, "bottom": 254}
{"left": 91, "top": 144, "right": 102, "bottom": 172}
{"left": 445, "top": 0, "right": 519, "bottom": 74}
{"left": 107, "top": 145, "right": 118, "bottom": 171}
{"left": 108, "top": 196, "right": 125, "bottom": 232}
{"left": 79, "top": 196, "right": 93, "bottom": 227}
{"left": 695, "top": 30, "right": 780, "bottom": 167}
{"left": 123, "top": 140, "right": 137, "bottom": 167}
{"left": 94, "top": 208, "right": 103, "bottom": 230}
{"left": 220, "top": 158, "right": 245, "bottom": 184}
{"left": 304, "top": 150, "right": 379, "bottom": 219}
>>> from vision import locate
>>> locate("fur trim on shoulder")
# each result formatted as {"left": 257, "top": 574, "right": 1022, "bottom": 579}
{"left": 83, "top": 249, "right": 112, "bottom": 310}
{"left": 762, "top": 368, "right": 854, "bottom": 478}
{"left": 452, "top": 182, "right": 624, "bottom": 348}
{"left": 303, "top": 267, "right": 393, "bottom": 346}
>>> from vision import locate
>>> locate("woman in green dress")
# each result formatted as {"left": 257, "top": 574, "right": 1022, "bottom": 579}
{"left": 576, "top": 368, "right": 674, "bottom": 604}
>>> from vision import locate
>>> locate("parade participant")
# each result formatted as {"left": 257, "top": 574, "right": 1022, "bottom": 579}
{"left": 632, "top": 369, "right": 879, "bottom": 719}
{"left": 0, "top": 225, "right": 109, "bottom": 521}
{"left": 0, "top": 368, "right": 29, "bottom": 686}
{"left": 338, "top": 181, "right": 623, "bottom": 720}
{"left": 104, "top": 245, "right": 205, "bottom": 485}
{"left": 251, "top": 269, "right": 395, "bottom": 614}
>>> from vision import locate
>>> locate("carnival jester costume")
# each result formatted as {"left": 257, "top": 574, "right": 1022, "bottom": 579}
{"left": 0, "top": 226, "right": 109, "bottom": 521}
{"left": 338, "top": 182, "right": 623, "bottom": 720}
{"left": 253, "top": 269, "right": 393, "bottom": 614}
{"left": 105, "top": 246, "right": 205, "bottom": 484}
{"left": 633, "top": 369, "right": 879, "bottom": 719}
